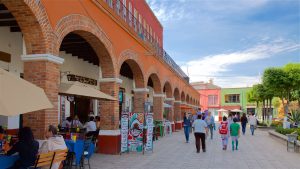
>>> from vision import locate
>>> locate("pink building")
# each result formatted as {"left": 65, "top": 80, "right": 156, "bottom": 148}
{"left": 191, "top": 80, "right": 222, "bottom": 121}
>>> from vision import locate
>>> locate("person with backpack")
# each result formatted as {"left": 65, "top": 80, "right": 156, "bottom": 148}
{"left": 219, "top": 116, "right": 229, "bottom": 150}
{"left": 240, "top": 113, "right": 248, "bottom": 135}
{"left": 230, "top": 118, "right": 240, "bottom": 151}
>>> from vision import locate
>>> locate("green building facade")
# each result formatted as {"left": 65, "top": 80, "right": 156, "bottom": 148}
{"left": 221, "top": 87, "right": 257, "bottom": 114}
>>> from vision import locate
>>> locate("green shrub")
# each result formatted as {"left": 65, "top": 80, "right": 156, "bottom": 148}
{"left": 275, "top": 127, "right": 300, "bottom": 136}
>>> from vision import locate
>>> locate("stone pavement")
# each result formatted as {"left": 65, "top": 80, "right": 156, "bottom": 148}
{"left": 90, "top": 127, "right": 300, "bottom": 169}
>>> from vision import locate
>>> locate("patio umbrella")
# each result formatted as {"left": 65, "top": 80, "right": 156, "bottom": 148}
{"left": 231, "top": 109, "right": 243, "bottom": 113}
{"left": 0, "top": 68, "right": 53, "bottom": 116}
{"left": 217, "top": 109, "right": 228, "bottom": 112}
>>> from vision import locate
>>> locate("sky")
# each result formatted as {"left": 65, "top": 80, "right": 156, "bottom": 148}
{"left": 146, "top": 0, "right": 300, "bottom": 88}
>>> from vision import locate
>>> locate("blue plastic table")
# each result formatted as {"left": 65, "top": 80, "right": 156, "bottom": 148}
{"left": 0, "top": 155, "right": 19, "bottom": 168}
{"left": 65, "top": 139, "right": 95, "bottom": 166}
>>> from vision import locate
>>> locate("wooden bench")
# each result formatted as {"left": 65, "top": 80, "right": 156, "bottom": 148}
{"left": 31, "top": 149, "right": 68, "bottom": 169}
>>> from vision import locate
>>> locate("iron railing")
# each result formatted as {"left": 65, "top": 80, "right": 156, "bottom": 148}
{"left": 103, "top": 0, "right": 190, "bottom": 82}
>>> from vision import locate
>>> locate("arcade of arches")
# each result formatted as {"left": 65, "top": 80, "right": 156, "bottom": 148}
{"left": 0, "top": 1, "right": 199, "bottom": 154}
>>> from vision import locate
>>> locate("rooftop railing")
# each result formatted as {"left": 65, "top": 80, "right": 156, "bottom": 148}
{"left": 103, "top": 0, "right": 190, "bottom": 83}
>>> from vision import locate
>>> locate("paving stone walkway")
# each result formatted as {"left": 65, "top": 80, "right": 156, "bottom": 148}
{"left": 90, "top": 127, "right": 300, "bottom": 169}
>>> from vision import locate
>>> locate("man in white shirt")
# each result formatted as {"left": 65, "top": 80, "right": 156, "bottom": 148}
{"left": 249, "top": 112, "right": 257, "bottom": 136}
{"left": 192, "top": 114, "right": 208, "bottom": 153}
{"left": 84, "top": 116, "right": 97, "bottom": 132}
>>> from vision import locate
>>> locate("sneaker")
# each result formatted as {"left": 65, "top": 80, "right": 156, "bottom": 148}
{"left": 203, "top": 149, "right": 206, "bottom": 152}
{"left": 197, "top": 150, "right": 200, "bottom": 153}
{"left": 236, "top": 147, "right": 238, "bottom": 150}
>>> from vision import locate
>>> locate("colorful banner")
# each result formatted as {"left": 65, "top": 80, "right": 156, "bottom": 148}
{"left": 145, "top": 112, "right": 154, "bottom": 151}
{"left": 121, "top": 112, "right": 129, "bottom": 153}
{"left": 128, "top": 112, "right": 144, "bottom": 152}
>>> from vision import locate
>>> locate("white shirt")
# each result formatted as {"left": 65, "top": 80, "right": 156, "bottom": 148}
{"left": 249, "top": 115, "right": 257, "bottom": 125}
{"left": 84, "top": 121, "right": 97, "bottom": 132}
{"left": 192, "top": 119, "right": 207, "bottom": 133}
{"left": 61, "top": 120, "right": 71, "bottom": 128}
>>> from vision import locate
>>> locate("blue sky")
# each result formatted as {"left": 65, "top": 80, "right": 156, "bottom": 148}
{"left": 146, "top": 0, "right": 300, "bottom": 87}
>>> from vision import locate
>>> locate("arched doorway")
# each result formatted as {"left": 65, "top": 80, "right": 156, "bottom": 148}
{"left": 147, "top": 73, "right": 162, "bottom": 120}
{"left": 119, "top": 59, "right": 145, "bottom": 114}
{"left": 163, "top": 81, "right": 173, "bottom": 121}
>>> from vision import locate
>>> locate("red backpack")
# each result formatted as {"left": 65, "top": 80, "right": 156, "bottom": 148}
{"left": 219, "top": 121, "right": 228, "bottom": 135}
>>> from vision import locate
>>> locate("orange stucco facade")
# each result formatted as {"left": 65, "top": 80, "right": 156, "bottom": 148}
{"left": 0, "top": 0, "right": 199, "bottom": 154}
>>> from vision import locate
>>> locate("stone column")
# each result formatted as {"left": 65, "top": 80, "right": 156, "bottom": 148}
{"left": 98, "top": 78, "right": 122, "bottom": 154}
{"left": 153, "top": 93, "right": 164, "bottom": 121}
{"left": 165, "top": 97, "right": 175, "bottom": 132}
{"left": 174, "top": 100, "right": 182, "bottom": 130}
{"left": 22, "top": 54, "right": 64, "bottom": 139}
{"left": 133, "top": 88, "right": 149, "bottom": 112}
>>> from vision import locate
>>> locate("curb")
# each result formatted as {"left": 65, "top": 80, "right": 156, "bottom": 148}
{"left": 268, "top": 130, "right": 300, "bottom": 147}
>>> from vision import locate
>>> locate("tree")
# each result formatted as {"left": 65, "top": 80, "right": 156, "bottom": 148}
{"left": 284, "top": 63, "right": 300, "bottom": 106}
{"left": 263, "top": 67, "right": 289, "bottom": 114}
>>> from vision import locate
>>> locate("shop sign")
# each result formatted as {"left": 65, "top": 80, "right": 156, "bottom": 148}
{"left": 145, "top": 112, "right": 154, "bottom": 151}
{"left": 128, "top": 112, "right": 144, "bottom": 152}
{"left": 67, "top": 74, "right": 97, "bottom": 86}
{"left": 121, "top": 112, "right": 129, "bottom": 153}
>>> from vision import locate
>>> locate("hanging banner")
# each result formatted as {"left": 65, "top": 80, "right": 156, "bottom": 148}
{"left": 128, "top": 112, "right": 144, "bottom": 152}
{"left": 145, "top": 112, "right": 154, "bottom": 151}
{"left": 121, "top": 112, "right": 129, "bottom": 153}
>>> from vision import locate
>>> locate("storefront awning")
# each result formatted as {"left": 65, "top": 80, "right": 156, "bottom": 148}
{"left": 59, "top": 82, "right": 116, "bottom": 101}
{"left": 0, "top": 68, "right": 53, "bottom": 116}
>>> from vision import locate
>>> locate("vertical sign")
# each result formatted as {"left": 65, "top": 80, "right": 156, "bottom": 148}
{"left": 121, "top": 112, "right": 129, "bottom": 153}
{"left": 145, "top": 112, "right": 154, "bottom": 151}
{"left": 128, "top": 112, "right": 144, "bottom": 152}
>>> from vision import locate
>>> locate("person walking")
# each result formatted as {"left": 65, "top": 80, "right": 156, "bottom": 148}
{"left": 249, "top": 112, "right": 257, "bottom": 135}
{"left": 240, "top": 113, "right": 248, "bottom": 135}
{"left": 183, "top": 112, "right": 191, "bottom": 143}
{"left": 230, "top": 118, "right": 240, "bottom": 151}
{"left": 205, "top": 111, "right": 215, "bottom": 139}
{"left": 219, "top": 116, "right": 229, "bottom": 150}
{"left": 192, "top": 114, "right": 208, "bottom": 153}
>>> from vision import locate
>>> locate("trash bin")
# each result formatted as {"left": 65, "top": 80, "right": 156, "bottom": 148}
{"left": 287, "top": 134, "right": 298, "bottom": 152}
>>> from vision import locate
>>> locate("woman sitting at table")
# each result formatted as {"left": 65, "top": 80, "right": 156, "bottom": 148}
{"left": 40, "top": 125, "right": 67, "bottom": 169}
{"left": 61, "top": 116, "right": 72, "bottom": 129}
{"left": 7, "top": 127, "right": 39, "bottom": 169}
{"left": 71, "top": 115, "right": 83, "bottom": 128}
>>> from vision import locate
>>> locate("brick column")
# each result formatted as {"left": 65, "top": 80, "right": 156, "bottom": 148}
{"left": 21, "top": 54, "right": 64, "bottom": 139}
{"left": 133, "top": 88, "right": 149, "bottom": 112}
{"left": 153, "top": 93, "right": 164, "bottom": 121}
{"left": 174, "top": 101, "right": 182, "bottom": 130}
{"left": 98, "top": 78, "right": 122, "bottom": 154}
{"left": 165, "top": 97, "right": 175, "bottom": 132}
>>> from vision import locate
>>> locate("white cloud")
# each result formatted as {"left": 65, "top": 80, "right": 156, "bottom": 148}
{"left": 179, "top": 39, "right": 300, "bottom": 88}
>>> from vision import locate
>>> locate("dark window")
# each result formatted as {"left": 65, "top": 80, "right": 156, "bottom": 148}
{"left": 225, "top": 94, "right": 240, "bottom": 103}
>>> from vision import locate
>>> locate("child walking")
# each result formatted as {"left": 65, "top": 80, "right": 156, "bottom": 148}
{"left": 230, "top": 118, "right": 240, "bottom": 151}
{"left": 219, "top": 116, "right": 229, "bottom": 150}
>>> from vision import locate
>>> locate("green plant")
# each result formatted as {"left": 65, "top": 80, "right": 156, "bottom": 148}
{"left": 275, "top": 127, "right": 300, "bottom": 136}
{"left": 271, "top": 121, "right": 283, "bottom": 128}
{"left": 288, "top": 109, "right": 300, "bottom": 124}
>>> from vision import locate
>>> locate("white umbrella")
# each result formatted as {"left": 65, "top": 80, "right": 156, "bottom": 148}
{"left": 217, "top": 109, "right": 228, "bottom": 112}
{"left": 231, "top": 109, "right": 243, "bottom": 113}
{"left": 0, "top": 68, "right": 53, "bottom": 116}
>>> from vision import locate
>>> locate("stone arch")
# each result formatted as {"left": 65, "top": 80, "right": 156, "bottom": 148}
{"left": 186, "top": 94, "right": 190, "bottom": 104}
{"left": 54, "top": 14, "right": 116, "bottom": 78}
{"left": 119, "top": 59, "right": 145, "bottom": 88}
{"left": 181, "top": 91, "right": 185, "bottom": 102}
{"left": 163, "top": 81, "right": 173, "bottom": 98}
{"left": 147, "top": 73, "right": 162, "bottom": 93}
{"left": 174, "top": 88, "right": 180, "bottom": 101}
{"left": 1, "top": 0, "right": 54, "bottom": 54}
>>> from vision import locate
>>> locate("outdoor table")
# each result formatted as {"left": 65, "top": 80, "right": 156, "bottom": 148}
{"left": 65, "top": 139, "right": 95, "bottom": 166}
{"left": 0, "top": 155, "right": 19, "bottom": 168}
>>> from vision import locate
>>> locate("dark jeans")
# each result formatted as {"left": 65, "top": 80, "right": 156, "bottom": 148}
{"left": 184, "top": 126, "right": 190, "bottom": 142}
{"left": 241, "top": 123, "right": 247, "bottom": 134}
{"left": 194, "top": 132, "right": 206, "bottom": 152}
{"left": 208, "top": 124, "right": 214, "bottom": 139}
{"left": 250, "top": 125, "right": 255, "bottom": 135}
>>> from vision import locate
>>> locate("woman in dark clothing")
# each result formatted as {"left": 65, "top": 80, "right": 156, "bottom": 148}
{"left": 183, "top": 112, "right": 191, "bottom": 143}
{"left": 240, "top": 113, "right": 248, "bottom": 135}
{"left": 7, "top": 127, "right": 39, "bottom": 169}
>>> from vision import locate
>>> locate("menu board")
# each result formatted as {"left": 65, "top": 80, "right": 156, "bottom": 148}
{"left": 128, "top": 112, "right": 144, "bottom": 152}
{"left": 121, "top": 112, "right": 129, "bottom": 153}
{"left": 145, "top": 112, "right": 154, "bottom": 151}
